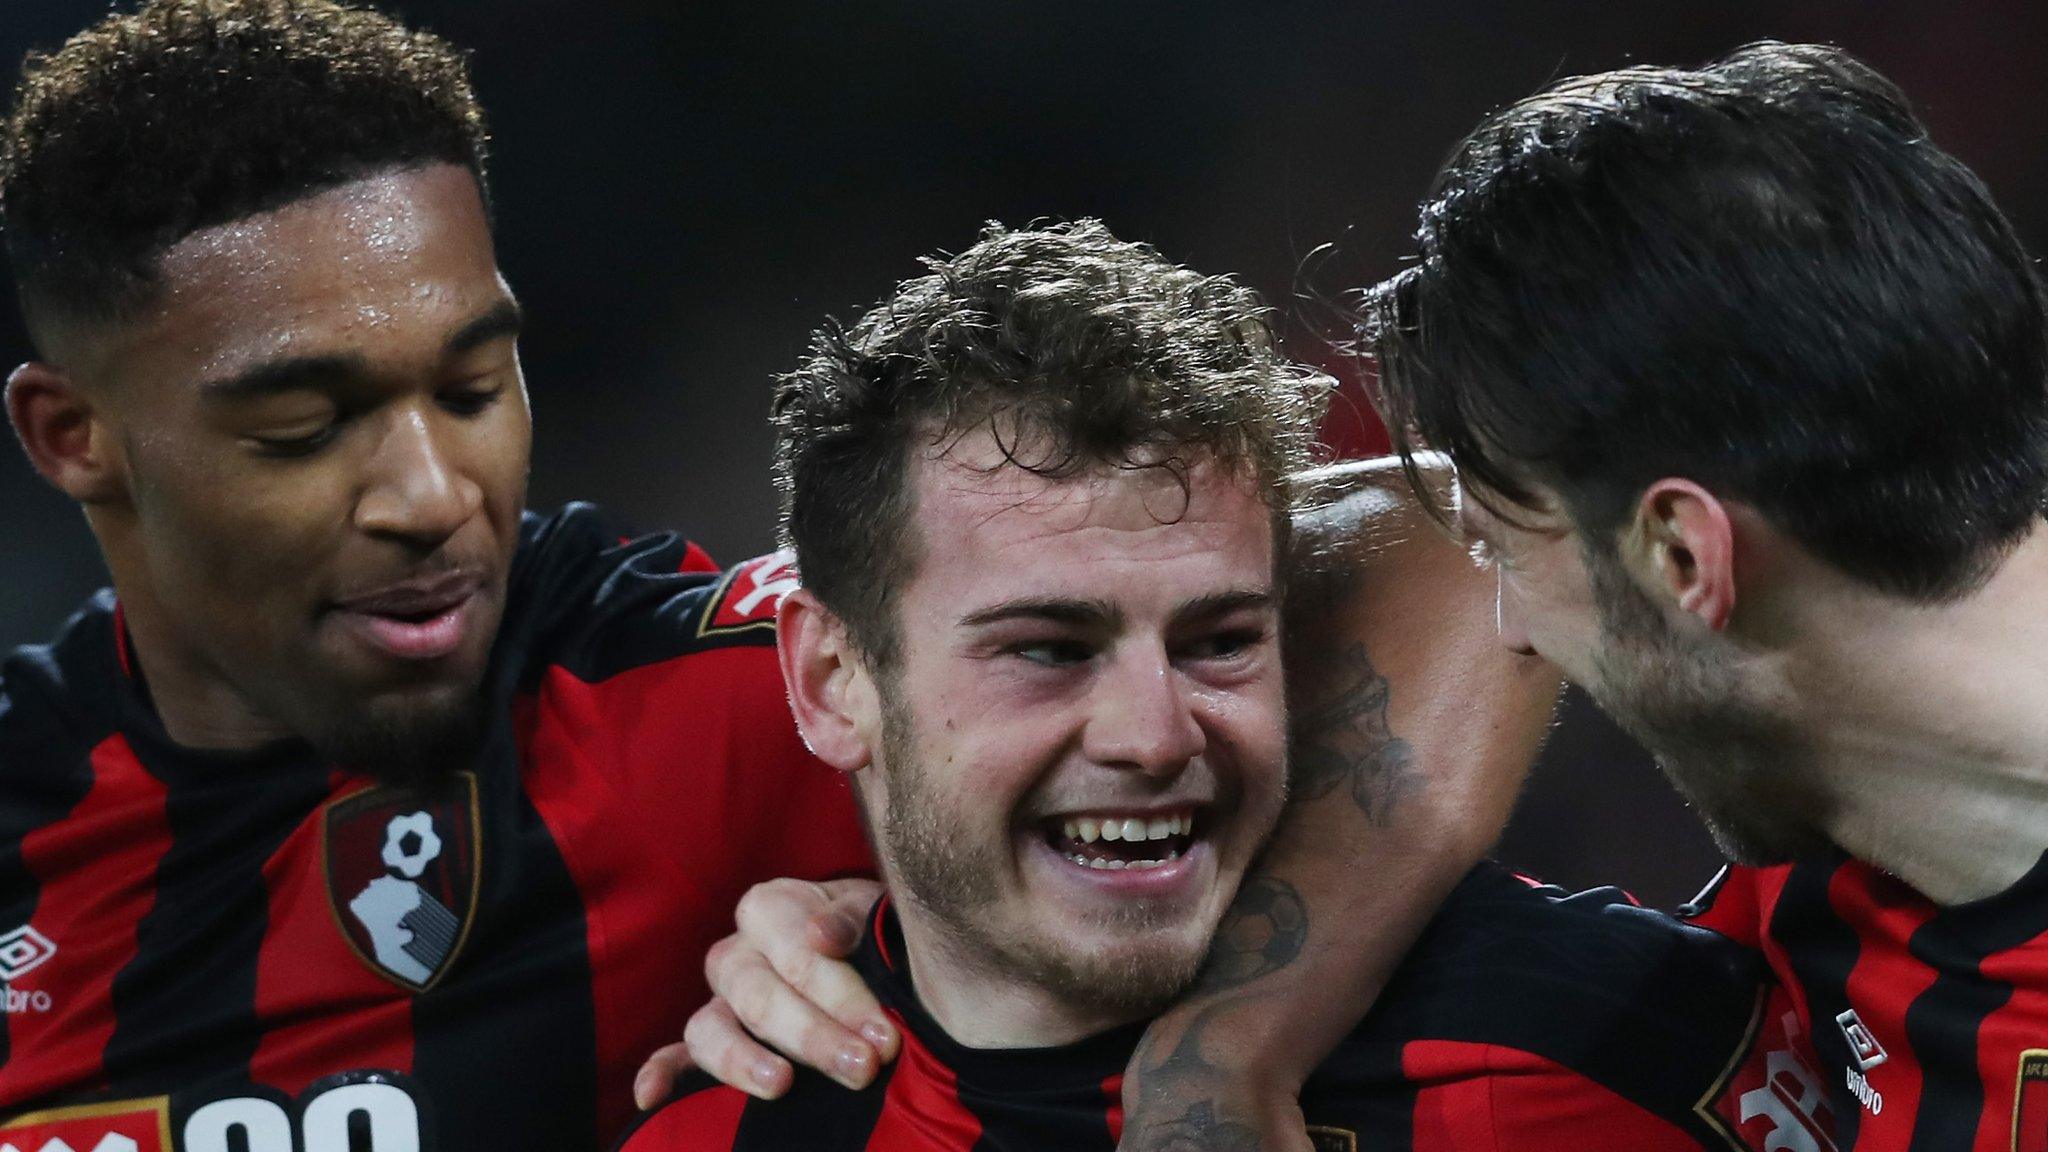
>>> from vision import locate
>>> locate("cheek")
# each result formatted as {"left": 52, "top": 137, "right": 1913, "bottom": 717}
{"left": 127, "top": 444, "right": 343, "bottom": 597}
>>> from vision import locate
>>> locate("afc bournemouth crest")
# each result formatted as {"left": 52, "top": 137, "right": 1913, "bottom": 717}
{"left": 2015, "top": 1050, "right": 2048, "bottom": 1152}
{"left": 322, "top": 772, "right": 481, "bottom": 992}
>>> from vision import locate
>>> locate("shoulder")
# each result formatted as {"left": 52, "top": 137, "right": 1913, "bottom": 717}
{"left": 508, "top": 505, "right": 799, "bottom": 683}
{"left": 1, "top": 590, "right": 122, "bottom": 768}
{"left": 1302, "top": 862, "right": 1767, "bottom": 1149}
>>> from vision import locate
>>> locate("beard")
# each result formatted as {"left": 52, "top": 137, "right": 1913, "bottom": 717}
{"left": 304, "top": 680, "right": 488, "bottom": 791}
{"left": 1581, "top": 545, "right": 1830, "bottom": 865}
{"left": 873, "top": 687, "right": 1208, "bottom": 1019}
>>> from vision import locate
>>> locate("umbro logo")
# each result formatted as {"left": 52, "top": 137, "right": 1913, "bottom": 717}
{"left": 1836, "top": 1008, "right": 1888, "bottom": 1071}
{"left": 0, "top": 925, "right": 56, "bottom": 982}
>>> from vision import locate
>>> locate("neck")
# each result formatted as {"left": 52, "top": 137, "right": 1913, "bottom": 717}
{"left": 103, "top": 542, "right": 291, "bottom": 752}
{"left": 892, "top": 897, "right": 1144, "bottom": 1049}
{"left": 1785, "top": 528, "right": 2048, "bottom": 904}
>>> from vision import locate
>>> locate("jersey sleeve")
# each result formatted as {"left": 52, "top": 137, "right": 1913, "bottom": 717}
{"left": 1301, "top": 862, "right": 1775, "bottom": 1151}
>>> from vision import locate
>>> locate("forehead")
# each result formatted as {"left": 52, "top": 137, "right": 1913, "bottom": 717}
{"left": 905, "top": 430, "right": 1277, "bottom": 609}
{"left": 96, "top": 164, "right": 503, "bottom": 386}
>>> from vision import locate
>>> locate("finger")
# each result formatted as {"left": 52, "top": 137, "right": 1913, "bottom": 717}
{"left": 731, "top": 882, "right": 898, "bottom": 1061}
{"left": 682, "top": 998, "right": 795, "bottom": 1101}
{"left": 710, "top": 941, "right": 882, "bottom": 1090}
{"left": 804, "top": 877, "right": 886, "bottom": 955}
{"left": 632, "top": 1042, "right": 692, "bottom": 1111}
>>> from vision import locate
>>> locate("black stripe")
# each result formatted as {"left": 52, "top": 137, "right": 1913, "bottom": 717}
{"left": 102, "top": 754, "right": 329, "bottom": 1097}
{"left": 732, "top": 1063, "right": 895, "bottom": 1150}
{"left": 961, "top": 1073, "right": 1117, "bottom": 1151}
{"left": 1301, "top": 1036, "right": 1415, "bottom": 1152}
{"left": 1768, "top": 857, "right": 1865, "bottom": 1149}
{"left": 1902, "top": 855, "right": 2048, "bottom": 1152}
{"left": 0, "top": 635, "right": 106, "bottom": 1074}
{"left": 412, "top": 733, "right": 600, "bottom": 1152}
{"left": 0, "top": 594, "right": 124, "bottom": 1074}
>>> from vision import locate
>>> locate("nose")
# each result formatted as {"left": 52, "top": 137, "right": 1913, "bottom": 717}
{"left": 355, "top": 405, "right": 483, "bottom": 549}
{"left": 1081, "top": 644, "right": 1206, "bottom": 777}
{"left": 1495, "top": 569, "right": 1537, "bottom": 656}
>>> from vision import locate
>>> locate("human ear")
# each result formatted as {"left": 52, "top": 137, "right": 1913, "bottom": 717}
{"left": 1623, "top": 479, "right": 1736, "bottom": 632}
{"left": 777, "top": 588, "right": 880, "bottom": 774}
{"left": 6, "top": 362, "right": 126, "bottom": 504}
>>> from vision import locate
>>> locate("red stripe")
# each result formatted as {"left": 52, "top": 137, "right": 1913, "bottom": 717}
{"left": 0, "top": 736, "right": 172, "bottom": 1106}
{"left": 248, "top": 770, "right": 414, "bottom": 1095}
{"left": 1401, "top": 1039, "right": 1697, "bottom": 1150}
{"left": 517, "top": 650, "right": 873, "bottom": 1141}
{"left": 617, "top": 1086, "right": 749, "bottom": 1151}
{"left": 678, "top": 541, "right": 718, "bottom": 574}
{"left": 1829, "top": 861, "right": 1940, "bottom": 1146}
{"left": 1101, "top": 1072, "right": 1125, "bottom": 1144}
{"left": 865, "top": 1007, "right": 980, "bottom": 1150}
{"left": 1976, "top": 925, "right": 2048, "bottom": 1152}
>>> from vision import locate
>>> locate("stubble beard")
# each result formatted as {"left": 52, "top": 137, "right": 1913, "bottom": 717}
{"left": 1582, "top": 546, "right": 1829, "bottom": 866}
{"left": 874, "top": 687, "right": 1207, "bottom": 1020}
{"left": 306, "top": 680, "right": 489, "bottom": 791}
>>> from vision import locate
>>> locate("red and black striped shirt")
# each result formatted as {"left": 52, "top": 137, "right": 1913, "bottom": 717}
{"left": 624, "top": 863, "right": 1776, "bottom": 1151}
{"left": 1684, "top": 853, "right": 2048, "bottom": 1152}
{"left": 0, "top": 505, "right": 873, "bottom": 1152}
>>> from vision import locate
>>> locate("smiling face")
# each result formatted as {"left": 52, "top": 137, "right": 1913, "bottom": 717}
{"left": 857, "top": 430, "right": 1289, "bottom": 1027}
{"left": 70, "top": 164, "right": 530, "bottom": 775}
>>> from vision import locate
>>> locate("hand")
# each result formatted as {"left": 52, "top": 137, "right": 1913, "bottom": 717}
{"left": 633, "top": 876, "right": 896, "bottom": 1109}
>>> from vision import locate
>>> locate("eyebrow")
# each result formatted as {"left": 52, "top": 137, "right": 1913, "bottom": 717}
{"left": 958, "top": 588, "right": 1274, "bottom": 631}
{"left": 198, "top": 298, "right": 524, "bottom": 401}
{"left": 444, "top": 299, "right": 525, "bottom": 358}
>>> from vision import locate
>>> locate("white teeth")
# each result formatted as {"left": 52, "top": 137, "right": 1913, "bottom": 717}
{"left": 1064, "top": 820, "right": 1080, "bottom": 842}
{"left": 1146, "top": 817, "right": 1171, "bottom": 840}
{"left": 1078, "top": 818, "right": 1099, "bottom": 843}
{"left": 1120, "top": 817, "right": 1145, "bottom": 842}
{"left": 1100, "top": 820, "right": 1123, "bottom": 842}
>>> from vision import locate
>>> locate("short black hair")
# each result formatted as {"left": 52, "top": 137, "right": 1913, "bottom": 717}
{"left": 2, "top": 0, "right": 489, "bottom": 332}
{"left": 775, "top": 219, "right": 1330, "bottom": 665}
{"left": 1368, "top": 41, "right": 2048, "bottom": 600}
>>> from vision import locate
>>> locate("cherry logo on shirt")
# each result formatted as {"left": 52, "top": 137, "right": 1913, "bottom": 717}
{"left": 2015, "top": 1050, "right": 2048, "bottom": 1152}
{"left": 322, "top": 773, "right": 481, "bottom": 993}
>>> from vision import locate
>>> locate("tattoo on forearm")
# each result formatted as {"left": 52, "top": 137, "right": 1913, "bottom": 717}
{"left": 1192, "top": 875, "right": 1307, "bottom": 993}
{"left": 1290, "top": 644, "right": 1419, "bottom": 825}
{"left": 1131, "top": 1101, "right": 1263, "bottom": 1152}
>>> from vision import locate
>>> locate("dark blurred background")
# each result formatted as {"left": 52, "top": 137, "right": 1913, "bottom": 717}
{"left": 4, "top": 0, "right": 2043, "bottom": 907}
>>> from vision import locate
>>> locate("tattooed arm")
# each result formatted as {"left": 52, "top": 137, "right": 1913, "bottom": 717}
{"left": 1120, "top": 457, "right": 1562, "bottom": 1151}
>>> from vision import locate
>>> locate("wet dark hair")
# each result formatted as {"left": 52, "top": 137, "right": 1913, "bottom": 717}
{"left": 2, "top": 0, "right": 489, "bottom": 335}
{"left": 775, "top": 219, "right": 1330, "bottom": 664}
{"left": 1368, "top": 41, "right": 2048, "bottom": 600}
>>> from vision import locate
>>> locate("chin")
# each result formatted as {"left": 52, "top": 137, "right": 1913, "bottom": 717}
{"left": 307, "top": 679, "right": 489, "bottom": 787}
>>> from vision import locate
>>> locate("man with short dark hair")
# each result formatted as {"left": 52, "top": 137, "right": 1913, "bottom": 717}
{"left": 0, "top": 4, "right": 871, "bottom": 1148}
{"left": 623, "top": 222, "right": 1771, "bottom": 1152}
{"left": 1368, "top": 41, "right": 2048, "bottom": 1150}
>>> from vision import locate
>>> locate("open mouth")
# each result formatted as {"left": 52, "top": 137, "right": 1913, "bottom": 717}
{"left": 1042, "top": 808, "right": 1197, "bottom": 871}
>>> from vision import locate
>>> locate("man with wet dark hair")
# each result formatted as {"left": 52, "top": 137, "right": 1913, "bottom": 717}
{"left": 1368, "top": 41, "right": 2048, "bottom": 1151}
{"left": 0, "top": 3, "right": 871, "bottom": 1148}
